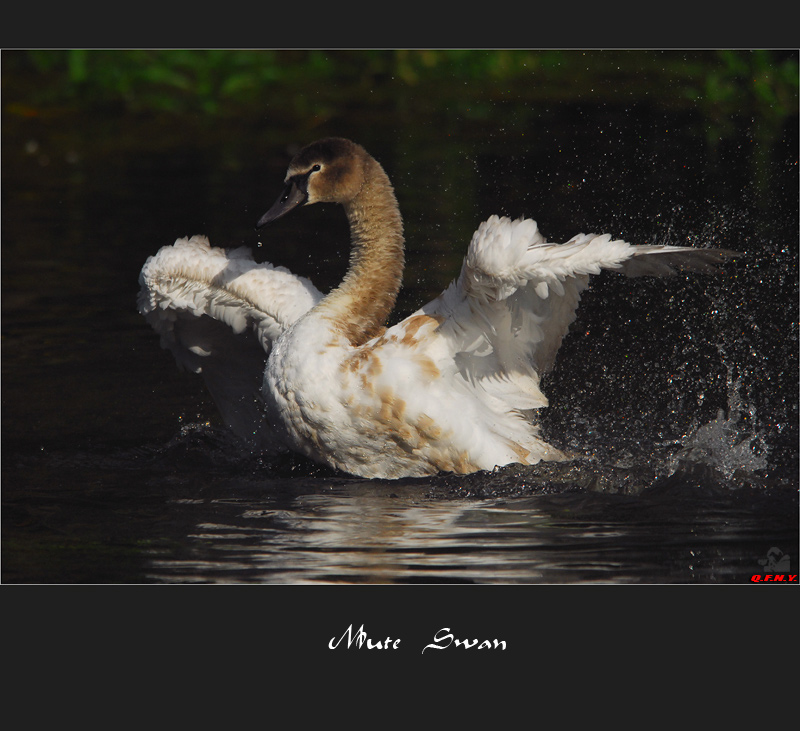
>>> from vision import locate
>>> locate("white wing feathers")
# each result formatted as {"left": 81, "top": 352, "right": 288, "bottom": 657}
{"left": 464, "top": 215, "right": 728, "bottom": 298}
{"left": 423, "top": 215, "right": 734, "bottom": 415}
{"left": 138, "top": 235, "right": 322, "bottom": 355}
{"left": 138, "top": 235, "right": 322, "bottom": 449}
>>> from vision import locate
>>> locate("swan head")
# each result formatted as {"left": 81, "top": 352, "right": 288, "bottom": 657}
{"left": 256, "top": 138, "right": 367, "bottom": 228}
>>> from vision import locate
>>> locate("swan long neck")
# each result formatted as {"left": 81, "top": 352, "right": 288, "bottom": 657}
{"left": 321, "top": 156, "right": 405, "bottom": 346}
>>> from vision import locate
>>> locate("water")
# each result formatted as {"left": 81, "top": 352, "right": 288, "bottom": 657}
{"left": 3, "top": 83, "right": 797, "bottom": 584}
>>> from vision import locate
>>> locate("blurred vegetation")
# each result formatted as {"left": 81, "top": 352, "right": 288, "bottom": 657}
{"left": 4, "top": 49, "right": 797, "bottom": 127}
{"left": 3, "top": 49, "right": 797, "bottom": 202}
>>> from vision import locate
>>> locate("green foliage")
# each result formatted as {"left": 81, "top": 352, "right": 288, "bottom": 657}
{"left": 686, "top": 49, "right": 798, "bottom": 123}
{"left": 23, "top": 49, "right": 292, "bottom": 113}
{"left": 7, "top": 49, "right": 798, "bottom": 130}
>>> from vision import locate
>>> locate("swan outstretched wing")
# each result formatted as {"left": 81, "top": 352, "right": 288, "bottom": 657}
{"left": 138, "top": 235, "right": 323, "bottom": 449}
{"left": 419, "top": 215, "right": 735, "bottom": 411}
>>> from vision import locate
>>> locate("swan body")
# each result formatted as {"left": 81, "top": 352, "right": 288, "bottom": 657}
{"left": 139, "top": 137, "right": 735, "bottom": 479}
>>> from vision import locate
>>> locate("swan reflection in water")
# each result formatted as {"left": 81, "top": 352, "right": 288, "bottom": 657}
{"left": 148, "top": 495, "right": 540, "bottom": 583}
{"left": 144, "top": 471, "right": 647, "bottom": 584}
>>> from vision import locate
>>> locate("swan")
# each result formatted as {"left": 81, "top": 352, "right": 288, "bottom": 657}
{"left": 138, "top": 137, "right": 735, "bottom": 479}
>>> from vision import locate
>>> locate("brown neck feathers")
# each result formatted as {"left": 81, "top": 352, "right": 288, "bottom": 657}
{"left": 322, "top": 156, "right": 405, "bottom": 346}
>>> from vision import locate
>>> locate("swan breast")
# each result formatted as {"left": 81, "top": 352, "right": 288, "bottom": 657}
{"left": 264, "top": 311, "right": 492, "bottom": 477}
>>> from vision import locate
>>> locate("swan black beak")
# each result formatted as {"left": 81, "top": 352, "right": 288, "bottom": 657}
{"left": 256, "top": 180, "right": 308, "bottom": 229}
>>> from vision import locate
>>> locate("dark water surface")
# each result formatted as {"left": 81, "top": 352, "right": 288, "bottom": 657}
{"left": 3, "top": 86, "right": 797, "bottom": 583}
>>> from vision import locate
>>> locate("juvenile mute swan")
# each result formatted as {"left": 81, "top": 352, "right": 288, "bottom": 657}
{"left": 139, "top": 137, "right": 735, "bottom": 479}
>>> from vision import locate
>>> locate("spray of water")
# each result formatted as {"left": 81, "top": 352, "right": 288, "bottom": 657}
{"left": 669, "top": 366, "right": 770, "bottom": 479}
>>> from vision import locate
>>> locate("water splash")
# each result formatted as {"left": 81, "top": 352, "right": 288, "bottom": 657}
{"left": 669, "top": 367, "right": 770, "bottom": 479}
